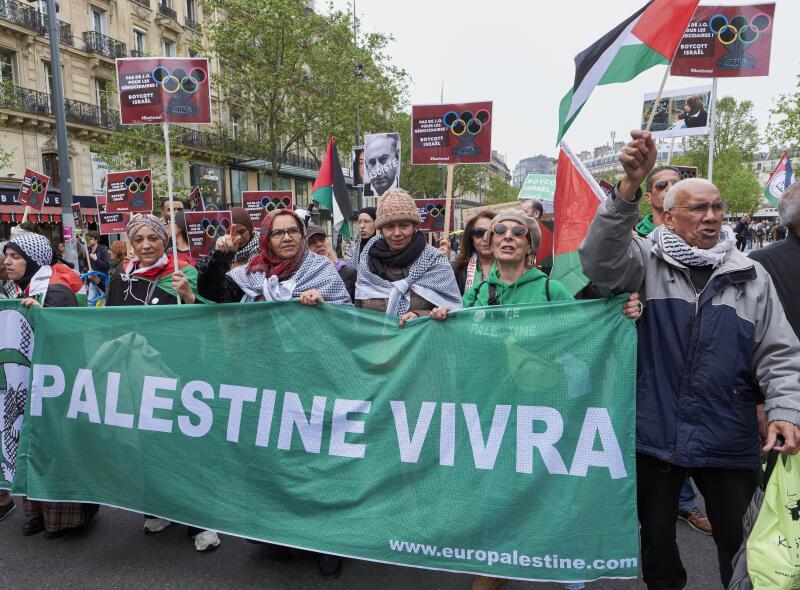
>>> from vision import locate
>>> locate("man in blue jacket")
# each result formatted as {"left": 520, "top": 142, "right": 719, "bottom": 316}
{"left": 579, "top": 130, "right": 800, "bottom": 590}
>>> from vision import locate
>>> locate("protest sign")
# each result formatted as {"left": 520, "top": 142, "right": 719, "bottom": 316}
{"left": 116, "top": 58, "right": 212, "bottom": 125}
{"left": 106, "top": 169, "right": 154, "bottom": 214}
{"left": 412, "top": 102, "right": 493, "bottom": 165}
{"left": 96, "top": 195, "right": 129, "bottom": 235}
{"left": 415, "top": 199, "right": 455, "bottom": 233}
{"left": 6, "top": 297, "right": 637, "bottom": 583}
{"left": 18, "top": 168, "right": 50, "bottom": 212}
{"left": 641, "top": 86, "right": 712, "bottom": 138}
{"left": 352, "top": 146, "right": 365, "bottom": 187}
{"left": 71, "top": 203, "right": 87, "bottom": 235}
{"left": 363, "top": 133, "right": 401, "bottom": 197}
{"left": 188, "top": 186, "right": 205, "bottom": 212}
{"left": 598, "top": 179, "right": 615, "bottom": 197}
{"left": 184, "top": 211, "right": 232, "bottom": 260}
{"left": 671, "top": 4, "right": 775, "bottom": 78}
{"left": 242, "top": 191, "right": 293, "bottom": 224}
{"left": 518, "top": 174, "right": 556, "bottom": 213}
{"left": 674, "top": 166, "right": 698, "bottom": 179}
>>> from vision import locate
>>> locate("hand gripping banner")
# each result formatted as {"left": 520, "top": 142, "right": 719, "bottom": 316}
{"left": 6, "top": 297, "right": 638, "bottom": 584}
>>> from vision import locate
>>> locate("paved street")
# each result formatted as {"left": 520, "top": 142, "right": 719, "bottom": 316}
{"left": 0, "top": 501, "right": 722, "bottom": 590}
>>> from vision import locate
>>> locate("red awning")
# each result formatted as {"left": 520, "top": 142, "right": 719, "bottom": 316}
{"left": 0, "top": 204, "right": 99, "bottom": 224}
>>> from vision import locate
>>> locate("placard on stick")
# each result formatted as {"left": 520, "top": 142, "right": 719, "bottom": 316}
{"left": 97, "top": 195, "right": 129, "bottom": 235}
{"left": 18, "top": 168, "right": 50, "bottom": 212}
{"left": 242, "top": 191, "right": 293, "bottom": 225}
{"left": 188, "top": 186, "right": 205, "bottom": 212}
{"left": 411, "top": 102, "right": 493, "bottom": 165}
{"left": 415, "top": 199, "right": 455, "bottom": 233}
{"left": 184, "top": 211, "right": 232, "bottom": 260}
{"left": 71, "top": 203, "right": 87, "bottom": 235}
{"left": 106, "top": 169, "right": 154, "bottom": 214}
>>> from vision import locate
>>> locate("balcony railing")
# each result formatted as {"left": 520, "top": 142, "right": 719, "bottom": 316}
{"left": 0, "top": 0, "right": 73, "bottom": 45}
{"left": 0, "top": 84, "right": 121, "bottom": 130}
{"left": 130, "top": 49, "right": 148, "bottom": 57}
{"left": 185, "top": 15, "right": 199, "bottom": 30}
{"left": 83, "top": 31, "right": 127, "bottom": 59}
{"left": 131, "top": 0, "right": 150, "bottom": 7}
{"left": 158, "top": 2, "right": 177, "bottom": 20}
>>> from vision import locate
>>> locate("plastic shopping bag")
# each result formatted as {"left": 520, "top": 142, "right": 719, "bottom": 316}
{"left": 747, "top": 452, "right": 800, "bottom": 589}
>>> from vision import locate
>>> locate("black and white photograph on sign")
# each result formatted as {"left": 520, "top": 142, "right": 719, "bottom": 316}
{"left": 352, "top": 146, "right": 365, "bottom": 187}
{"left": 641, "top": 86, "right": 712, "bottom": 139}
{"left": 363, "top": 132, "right": 400, "bottom": 197}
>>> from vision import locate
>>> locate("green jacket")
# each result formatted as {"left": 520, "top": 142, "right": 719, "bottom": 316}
{"left": 463, "top": 267, "right": 573, "bottom": 308}
{"left": 635, "top": 213, "right": 657, "bottom": 237}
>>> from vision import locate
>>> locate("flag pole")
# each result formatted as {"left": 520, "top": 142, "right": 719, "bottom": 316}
{"left": 707, "top": 77, "right": 718, "bottom": 183}
{"left": 443, "top": 163, "right": 455, "bottom": 238}
{"left": 644, "top": 64, "right": 671, "bottom": 133}
{"left": 21, "top": 205, "right": 31, "bottom": 224}
{"left": 162, "top": 121, "right": 182, "bottom": 304}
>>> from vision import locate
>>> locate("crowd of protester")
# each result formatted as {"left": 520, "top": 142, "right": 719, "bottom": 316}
{"left": 2, "top": 130, "right": 800, "bottom": 590}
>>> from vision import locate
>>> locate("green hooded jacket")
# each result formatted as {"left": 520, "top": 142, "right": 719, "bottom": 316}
{"left": 635, "top": 213, "right": 657, "bottom": 237}
{"left": 463, "top": 267, "right": 573, "bottom": 308}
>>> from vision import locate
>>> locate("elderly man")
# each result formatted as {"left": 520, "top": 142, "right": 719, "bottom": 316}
{"left": 749, "top": 183, "right": 800, "bottom": 338}
{"left": 579, "top": 130, "right": 800, "bottom": 590}
{"left": 635, "top": 166, "right": 682, "bottom": 237}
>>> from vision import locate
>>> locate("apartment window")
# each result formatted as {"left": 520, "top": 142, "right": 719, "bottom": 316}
{"left": 295, "top": 179, "right": 308, "bottom": 207}
{"left": 43, "top": 61, "right": 53, "bottom": 95}
{"left": 186, "top": 0, "right": 196, "bottom": 21}
{"left": 257, "top": 174, "right": 290, "bottom": 191}
{"left": 162, "top": 38, "right": 176, "bottom": 57}
{"left": 133, "top": 28, "right": 147, "bottom": 54}
{"left": 90, "top": 7, "right": 108, "bottom": 35}
{"left": 231, "top": 114, "right": 240, "bottom": 140}
{"left": 42, "top": 153, "right": 60, "bottom": 188}
{"left": 95, "top": 78, "right": 109, "bottom": 110}
{"left": 230, "top": 169, "right": 248, "bottom": 206}
{"left": 0, "top": 48, "right": 15, "bottom": 84}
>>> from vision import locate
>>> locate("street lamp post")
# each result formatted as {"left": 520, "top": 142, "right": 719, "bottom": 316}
{"left": 34, "top": 0, "right": 77, "bottom": 266}
{"left": 352, "top": 1, "right": 363, "bottom": 213}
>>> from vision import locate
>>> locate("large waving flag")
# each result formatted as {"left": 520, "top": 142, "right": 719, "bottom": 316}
{"left": 550, "top": 142, "right": 605, "bottom": 295}
{"left": 764, "top": 152, "right": 794, "bottom": 207}
{"left": 312, "top": 137, "right": 353, "bottom": 240}
{"left": 557, "top": 0, "right": 699, "bottom": 143}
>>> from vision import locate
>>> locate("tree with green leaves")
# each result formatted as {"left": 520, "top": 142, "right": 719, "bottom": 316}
{"left": 200, "top": 0, "right": 406, "bottom": 186}
{"left": 767, "top": 77, "right": 800, "bottom": 153}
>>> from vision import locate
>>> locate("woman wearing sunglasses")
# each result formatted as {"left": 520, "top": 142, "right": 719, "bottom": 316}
{"left": 453, "top": 211, "right": 495, "bottom": 295}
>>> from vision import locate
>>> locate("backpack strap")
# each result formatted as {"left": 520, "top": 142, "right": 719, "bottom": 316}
{"left": 545, "top": 278, "right": 551, "bottom": 302}
{"left": 487, "top": 283, "right": 500, "bottom": 306}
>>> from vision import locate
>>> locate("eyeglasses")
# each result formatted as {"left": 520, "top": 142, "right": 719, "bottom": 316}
{"left": 670, "top": 202, "right": 726, "bottom": 215}
{"left": 269, "top": 227, "right": 302, "bottom": 240}
{"left": 472, "top": 228, "right": 488, "bottom": 238}
{"left": 654, "top": 179, "right": 678, "bottom": 191}
{"left": 492, "top": 224, "right": 528, "bottom": 238}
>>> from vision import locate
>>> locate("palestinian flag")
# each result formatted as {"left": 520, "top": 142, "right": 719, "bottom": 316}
{"left": 311, "top": 136, "right": 353, "bottom": 240}
{"left": 557, "top": 0, "right": 699, "bottom": 143}
{"left": 764, "top": 152, "right": 794, "bottom": 208}
{"left": 534, "top": 220, "right": 554, "bottom": 270}
{"left": 550, "top": 142, "right": 604, "bottom": 295}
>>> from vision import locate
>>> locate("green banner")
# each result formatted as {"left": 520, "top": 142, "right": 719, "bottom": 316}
{"left": 518, "top": 174, "right": 556, "bottom": 204}
{"left": 5, "top": 297, "right": 638, "bottom": 583}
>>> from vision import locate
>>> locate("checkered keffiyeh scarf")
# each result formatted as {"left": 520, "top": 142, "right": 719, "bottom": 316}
{"left": 650, "top": 225, "right": 736, "bottom": 268}
{"left": 227, "top": 251, "right": 352, "bottom": 306}
{"left": 234, "top": 232, "right": 261, "bottom": 262}
{"left": 355, "top": 235, "right": 463, "bottom": 317}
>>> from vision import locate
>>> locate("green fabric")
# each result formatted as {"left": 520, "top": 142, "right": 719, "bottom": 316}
{"left": 635, "top": 213, "right": 657, "bottom": 238}
{"left": 549, "top": 251, "right": 591, "bottom": 296}
{"left": 134, "top": 264, "right": 211, "bottom": 304}
{"left": 464, "top": 268, "right": 572, "bottom": 308}
{"left": 5, "top": 298, "right": 638, "bottom": 582}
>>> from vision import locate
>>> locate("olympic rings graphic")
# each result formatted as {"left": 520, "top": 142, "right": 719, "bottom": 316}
{"left": 125, "top": 174, "right": 152, "bottom": 194}
{"left": 259, "top": 196, "right": 292, "bottom": 212}
{"left": 709, "top": 12, "right": 771, "bottom": 46}
{"left": 29, "top": 178, "right": 44, "bottom": 194}
{"left": 441, "top": 108, "right": 491, "bottom": 138}
{"left": 425, "top": 203, "right": 446, "bottom": 218}
{"left": 151, "top": 65, "right": 208, "bottom": 95}
{"left": 200, "top": 218, "right": 231, "bottom": 239}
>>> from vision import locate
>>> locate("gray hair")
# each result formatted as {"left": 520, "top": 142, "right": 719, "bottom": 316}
{"left": 663, "top": 178, "right": 719, "bottom": 211}
{"left": 779, "top": 182, "right": 800, "bottom": 229}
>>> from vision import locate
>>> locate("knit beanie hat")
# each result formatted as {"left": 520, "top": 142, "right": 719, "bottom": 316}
{"left": 375, "top": 188, "right": 421, "bottom": 229}
{"left": 126, "top": 213, "right": 169, "bottom": 246}
{"left": 4, "top": 232, "right": 53, "bottom": 267}
{"left": 489, "top": 209, "right": 541, "bottom": 253}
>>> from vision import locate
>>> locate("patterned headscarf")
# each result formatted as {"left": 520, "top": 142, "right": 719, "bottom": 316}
{"left": 126, "top": 213, "right": 169, "bottom": 247}
{"left": 246, "top": 209, "right": 308, "bottom": 279}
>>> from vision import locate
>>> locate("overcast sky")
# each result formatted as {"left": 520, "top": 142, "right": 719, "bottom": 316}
{"left": 328, "top": 0, "right": 799, "bottom": 170}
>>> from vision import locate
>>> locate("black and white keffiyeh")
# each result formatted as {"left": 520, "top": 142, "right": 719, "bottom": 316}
{"left": 234, "top": 232, "right": 261, "bottom": 263}
{"left": 227, "top": 251, "right": 353, "bottom": 306}
{"left": 355, "top": 235, "right": 463, "bottom": 317}
{"left": 651, "top": 225, "right": 736, "bottom": 268}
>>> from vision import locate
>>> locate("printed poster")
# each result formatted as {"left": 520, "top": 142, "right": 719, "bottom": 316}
{"left": 96, "top": 195, "right": 129, "bottom": 236}
{"left": 415, "top": 199, "right": 454, "bottom": 233}
{"left": 18, "top": 168, "right": 50, "bottom": 212}
{"left": 641, "top": 86, "right": 712, "bottom": 138}
{"left": 412, "top": 102, "right": 493, "bottom": 165}
{"left": 106, "top": 169, "right": 154, "bottom": 214}
{"left": 363, "top": 133, "right": 400, "bottom": 197}
{"left": 188, "top": 186, "right": 205, "bottom": 212}
{"left": 184, "top": 211, "right": 232, "bottom": 260}
{"left": 242, "top": 191, "right": 293, "bottom": 225}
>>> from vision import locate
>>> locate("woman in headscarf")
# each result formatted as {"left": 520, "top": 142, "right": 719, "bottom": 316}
{"left": 198, "top": 208, "right": 351, "bottom": 306}
{"left": 355, "top": 188, "right": 462, "bottom": 326}
{"left": 2, "top": 232, "right": 98, "bottom": 538}
{"left": 452, "top": 211, "right": 495, "bottom": 295}
{"left": 105, "top": 214, "right": 205, "bottom": 307}
{"left": 346, "top": 206, "right": 377, "bottom": 267}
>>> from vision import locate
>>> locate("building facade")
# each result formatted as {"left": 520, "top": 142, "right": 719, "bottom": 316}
{"left": 511, "top": 155, "right": 557, "bottom": 188}
{"left": 0, "top": 0, "right": 345, "bottom": 241}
